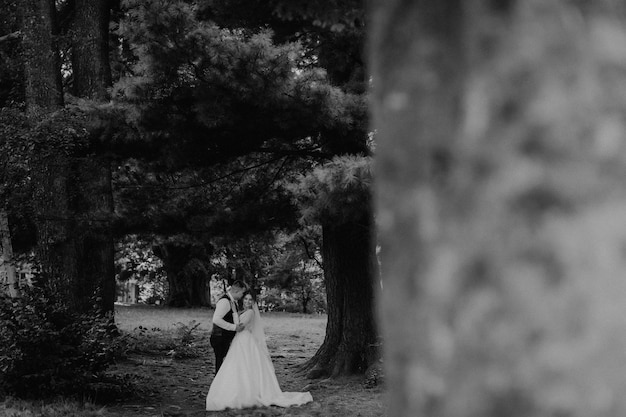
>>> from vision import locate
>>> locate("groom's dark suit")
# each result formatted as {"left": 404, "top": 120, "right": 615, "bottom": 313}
{"left": 210, "top": 294, "right": 237, "bottom": 374}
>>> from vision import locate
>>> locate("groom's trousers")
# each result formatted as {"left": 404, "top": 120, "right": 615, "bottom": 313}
{"left": 210, "top": 332, "right": 235, "bottom": 374}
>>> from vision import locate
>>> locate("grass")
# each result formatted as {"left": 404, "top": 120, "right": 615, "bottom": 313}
{"left": 114, "top": 304, "right": 216, "bottom": 332}
{"left": 0, "top": 304, "right": 385, "bottom": 417}
{"left": 0, "top": 398, "right": 108, "bottom": 417}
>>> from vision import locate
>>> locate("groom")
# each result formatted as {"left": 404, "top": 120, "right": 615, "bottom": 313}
{"left": 210, "top": 280, "right": 246, "bottom": 374}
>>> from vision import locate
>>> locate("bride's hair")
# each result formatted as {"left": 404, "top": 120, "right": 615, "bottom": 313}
{"left": 239, "top": 290, "right": 257, "bottom": 311}
{"left": 242, "top": 290, "right": 257, "bottom": 303}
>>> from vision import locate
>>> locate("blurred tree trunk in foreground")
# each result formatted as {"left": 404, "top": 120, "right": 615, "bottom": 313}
{"left": 371, "top": 0, "right": 626, "bottom": 416}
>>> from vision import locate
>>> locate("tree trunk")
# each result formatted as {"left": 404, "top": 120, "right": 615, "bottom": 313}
{"left": 188, "top": 262, "right": 211, "bottom": 307}
{"left": 160, "top": 243, "right": 190, "bottom": 307}
{"left": 300, "top": 289, "right": 310, "bottom": 314}
{"left": 370, "top": 0, "right": 463, "bottom": 413}
{"left": 20, "top": 0, "right": 75, "bottom": 300}
{"left": 159, "top": 242, "right": 211, "bottom": 307}
{"left": 72, "top": 159, "right": 116, "bottom": 312}
{"left": 371, "top": 0, "right": 626, "bottom": 416}
{"left": 301, "top": 213, "right": 378, "bottom": 378}
{"left": 71, "top": 0, "right": 112, "bottom": 100}
{"left": 20, "top": 0, "right": 63, "bottom": 116}
{"left": 300, "top": 265, "right": 311, "bottom": 313}
{"left": 0, "top": 210, "right": 18, "bottom": 297}
{"left": 70, "top": 0, "right": 116, "bottom": 313}
{"left": 165, "top": 265, "right": 211, "bottom": 307}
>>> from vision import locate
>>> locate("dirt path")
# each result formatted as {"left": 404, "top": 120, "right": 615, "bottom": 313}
{"left": 103, "top": 330, "right": 385, "bottom": 417}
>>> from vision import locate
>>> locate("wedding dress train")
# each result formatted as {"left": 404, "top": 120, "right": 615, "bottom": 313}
{"left": 206, "top": 305, "right": 313, "bottom": 411}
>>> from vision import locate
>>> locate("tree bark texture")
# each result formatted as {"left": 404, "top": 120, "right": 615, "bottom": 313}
{"left": 0, "top": 210, "right": 19, "bottom": 297}
{"left": 159, "top": 242, "right": 211, "bottom": 307}
{"left": 71, "top": 0, "right": 112, "bottom": 100}
{"left": 20, "top": 0, "right": 76, "bottom": 302}
{"left": 301, "top": 213, "right": 378, "bottom": 378}
{"left": 70, "top": 0, "right": 116, "bottom": 313}
{"left": 22, "top": 0, "right": 116, "bottom": 314}
{"left": 20, "top": 0, "right": 63, "bottom": 116}
{"left": 371, "top": 0, "right": 626, "bottom": 416}
{"left": 71, "top": 158, "right": 116, "bottom": 312}
{"left": 370, "top": 0, "right": 463, "bottom": 413}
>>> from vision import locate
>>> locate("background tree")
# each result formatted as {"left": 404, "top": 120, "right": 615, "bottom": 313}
{"left": 3, "top": 0, "right": 118, "bottom": 313}
{"left": 0, "top": 1, "right": 122, "bottom": 399}
{"left": 109, "top": 3, "right": 378, "bottom": 376}
{"left": 109, "top": 0, "right": 324, "bottom": 297}
{"left": 194, "top": 0, "right": 379, "bottom": 378}
{"left": 292, "top": 155, "right": 377, "bottom": 377}
{"left": 0, "top": 0, "right": 22, "bottom": 108}
{"left": 1, "top": 2, "right": 39, "bottom": 286}
{"left": 67, "top": 0, "right": 116, "bottom": 313}
{"left": 6, "top": 0, "right": 379, "bottom": 380}
{"left": 113, "top": 152, "right": 302, "bottom": 306}
{"left": 152, "top": 234, "right": 213, "bottom": 307}
{"left": 18, "top": 0, "right": 74, "bottom": 302}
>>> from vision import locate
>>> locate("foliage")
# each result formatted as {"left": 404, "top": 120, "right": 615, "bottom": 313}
{"left": 0, "top": 105, "right": 100, "bottom": 254}
{"left": 199, "top": 0, "right": 367, "bottom": 95}
{"left": 264, "top": 230, "right": 325, "bottom": 313}
{"left": 208, "top": 232, "right": 277, "bottom": 287}
{"left": 101, "top": 0, "right": 367, "bottom": 311}
{"left": 26, "top": 106, "right": 96, "bottom": 164}
{"left": 201, "top": 0, "right": 364, "bottom": 33}
{"left": 290, "top": 154, "right": 372, "bottom": 225}
{"left": 363, "top": 359, "right": 384, "bottom": 389}
{"left": 122, "top": 325, "right": 174, "bottom": 355}
{"left": 205, "top": 228, "right": 327, "bottom": 313}
{"left": 112, "top": 0, "right": 367, "bottom": 164}
{"left": 115, "top": 235, "right": 166, "bottom": 302}
{"left": 168, "top": 320, "right": 203, "bottom": 359}
{"left": 105, "top": 2, "right": 368, "bottom": 312}
{"left": 0, "top": 109, "right": 35, "bottom": 252}
{"left": 0, "top": 284, "right": 123, "bottom": 400}
{"left": 119, "top": 320, "right": 203, "bottom": 359}
{"left": 260, "top": 285, "right": 326, "bottom": 314}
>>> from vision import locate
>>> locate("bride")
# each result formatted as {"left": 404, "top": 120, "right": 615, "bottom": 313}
{"left": 205, "top": 290, "right": 313, "bottom": 411}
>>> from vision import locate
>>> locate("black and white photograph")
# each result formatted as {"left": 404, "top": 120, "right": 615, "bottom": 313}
{"left": 2, "top": 1, "right": 626, "bottom": 416}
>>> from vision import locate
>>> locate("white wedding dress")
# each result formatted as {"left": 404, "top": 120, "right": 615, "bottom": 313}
{"left": 205, "top": 304, "right": 313, "bottom": 411}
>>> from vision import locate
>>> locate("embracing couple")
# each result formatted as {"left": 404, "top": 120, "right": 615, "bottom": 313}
{"left": 206, "top": 280, "right": 313, "bottom": 411}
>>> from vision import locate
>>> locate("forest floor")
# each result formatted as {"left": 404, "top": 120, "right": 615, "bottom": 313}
{"left": 101, "top": 304, "right": 385, "bottom": 417}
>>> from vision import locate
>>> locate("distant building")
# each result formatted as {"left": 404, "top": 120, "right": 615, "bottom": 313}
{"left": 116, "top": 278, "right": 140, "bottom": 304}
{"left": 0, "top": 257, "right": 34, "bottom": 292}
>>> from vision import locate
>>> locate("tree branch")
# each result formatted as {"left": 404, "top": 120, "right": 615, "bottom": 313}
{"left": 115, "top": 156, "right": 287, "bottom": 191}
{"left": 249, "top": 155, "right": 291, "bottom": 201}
{"left": 299, "top": 236, "right": 323, "bottom": 269}
{"left": 0, "top": 31, "right": 20, "bottom": 43}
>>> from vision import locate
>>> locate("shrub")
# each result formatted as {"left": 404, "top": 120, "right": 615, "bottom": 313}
{"left": 0, "top": 285, "right": 123, "bottom": 400}
{"left": 168, "top": 320, "right": 203, "bottom": 359}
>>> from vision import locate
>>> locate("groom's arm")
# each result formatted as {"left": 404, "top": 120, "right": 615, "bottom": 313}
{"left": 212, "top": 298, "right": 237, "bottom": 331}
